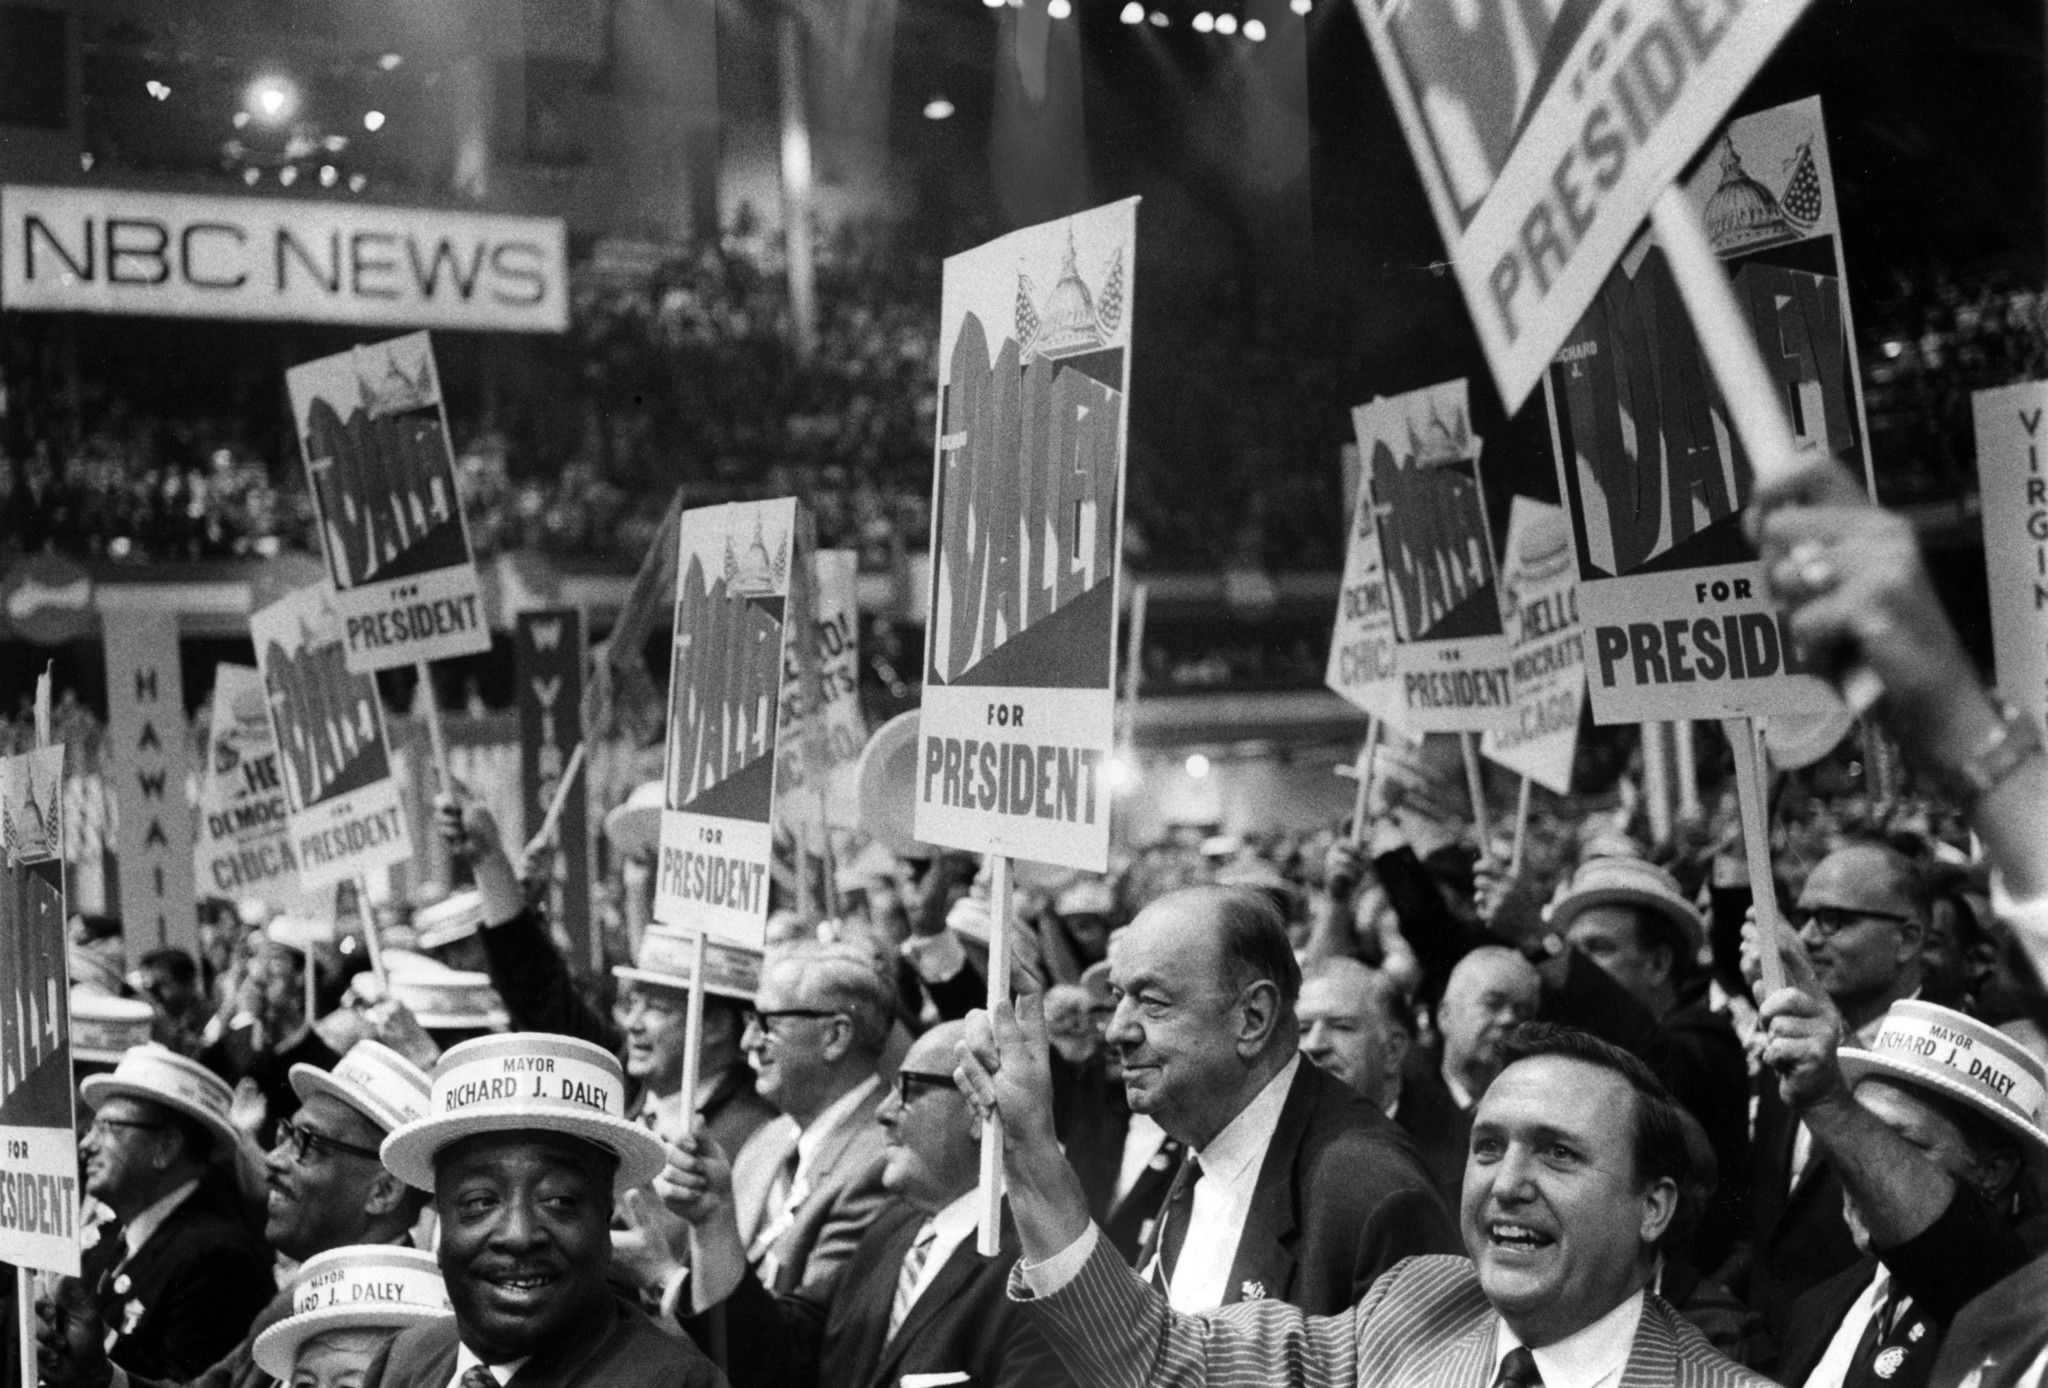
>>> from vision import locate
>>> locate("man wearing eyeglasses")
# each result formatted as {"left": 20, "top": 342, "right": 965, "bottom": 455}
{"left": 38, "top": 1040, "right": 432, "bottom": 1388}
{"left": 1748, "top": 842, "right": 1931, "bottom": 1345}
{"left": 663, "top": 1020, "right": 1075, "bottom": 1388}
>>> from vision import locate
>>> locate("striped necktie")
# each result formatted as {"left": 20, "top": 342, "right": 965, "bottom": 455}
{"left": 886, "top": 1219, "right": 939, "bottom": 1341}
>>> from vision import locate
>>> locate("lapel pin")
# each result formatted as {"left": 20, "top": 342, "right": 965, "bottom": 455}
{"left": 1239, "top": 1280, "right": 1266, "bottom": 1301}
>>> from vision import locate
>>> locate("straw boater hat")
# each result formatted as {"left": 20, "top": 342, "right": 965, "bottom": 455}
{"left": 79, "top": 1043, "right": 240, "bottom": 1161}
{"left": 69, "top": 989, "right": 154, "bottom": 1065}
{"left": 1543, "top": 854, "right": 1704, "bottom": 957}
{"left": 603, "top": 781, "right": 665, "bottom": 858}
{"left": 612, "top": 927, "right": 760, "bottom": 1002}
{"left": 381, "top": 1033, "right": 668, "bottom": 1194}
{"left": 290, "top": 1039, "right": 433, "bottom": 1136}
{"left": 250, "top": 1245, "right": 450, "bottom": 1379}
{"left": 380, "top": 951, "right": 509, "bottom": 1032}
{"left": 1838, "top": 1000, "right": 2048, "bottom": 1165}
{"left": 413, "top": 891, "right": 486, "bottom": 952}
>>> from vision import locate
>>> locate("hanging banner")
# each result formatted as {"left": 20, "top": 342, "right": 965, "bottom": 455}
{"left": 1353, "top": 0, "right": 1818, "bottom": 410}
{"left": 1356, "top": 379, "right": 1513, "bottom": 734}
{"left": 516, "top": 609, "right": 591, "bottom": 968}
{"left": 102, "top": 611, "right": 199, "bottom": 960}
{"left": 915, "top": 198, "right": 1136, "bottom": 873}
{"left": 653, "top": 500, "right": 803, "bottom": 947}
{"left": 288, "top": 332, "right": 491, "bottom": 673}
{"left": 1326, "top": 416, "right": 1404, "bottom": 726}
{"left": 194, "top": 664, "right": 309, "bottom": 911}
{"left": 253, "top": 585, "right": 414, "bottom": 890}
{"left": 1481, "top": 499, "right": 1585, "bottom": 794}
{"left": 1546, "top": 97, "right": 1866, "bottom": 725}
{"left": 777, "top": 549, "right": 866, "bottom": 831}
{"left": 1972, "top": 381, "right": 2048, "bottom": 732}
{"left": 0, "top": 743, "right": 79, "bottom": 1276}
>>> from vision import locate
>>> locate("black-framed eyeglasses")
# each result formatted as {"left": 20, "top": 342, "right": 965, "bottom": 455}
{"left": 87, "top": 1117, "right": 167, "bottom": 1141}
{"left": 893, "top": 1069, "right": 956, "bottom": 1105}
{"left": 743, "top": 1007, "right": 844, "bottom": 1036}
{"left": 274, "top": 1116, "right": 382, "bottom": 1165}
{"left": 1791, "top": 905, "right": 1915, "bottom": 939}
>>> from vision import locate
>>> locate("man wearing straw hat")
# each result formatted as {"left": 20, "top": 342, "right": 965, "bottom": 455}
{"left": 39, "top": 1038, "right": 434, "bottom": 1388}
{"left": 248, "top": 1246, "right": 450, "bottom": 1388}
{"left": 1754, "top": 934, "right": 2038, "bottom": 1388}
{"left": 68, "top": 1045, "right": 275, "bottom": 1380}
{"left": 366, "top": 1032, "right": 725, "bottom": 1387}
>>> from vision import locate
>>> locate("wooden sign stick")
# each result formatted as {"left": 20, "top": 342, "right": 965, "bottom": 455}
{"left": 19, "top": 668, "right": 54, "bottom": 1388}
{"left": 414, "top": 661, "right": 455, "bottom": 795}
{"left": 977, "top": 853, "right": 1012, "bottom": 1256}
{"left": 1509, "top": 776, "right": 1534, "bottom": 881}
{"left": 520, "top": 741, "right": 588, "bottom": 860}
{"left": 677, "top": 930, "right": 709, "bottom": 1136}
{"left": 1460, "top": 733, "right": 1492, "bottom": 866}
{"left": 1724, "top": 716, "right": 1786, "bottom": 998}
{"left": 356, "top": 873, "right": 388, "bottom": 990}
{"left": 1344, "top": 718, "right": 1380, "bottom": 846}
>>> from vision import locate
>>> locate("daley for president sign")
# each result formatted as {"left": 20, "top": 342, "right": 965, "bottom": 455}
{"left": 1, "top": 184, "right": 567, "bottom": 333}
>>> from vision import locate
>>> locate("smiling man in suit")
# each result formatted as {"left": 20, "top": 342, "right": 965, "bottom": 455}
{"left": 663, "top": 1021, "right": 1073, "bottom": 1388}
{"left": 1084, "top": 885, "right": 1457, "bottom": 1315}
{"left": 963, "top": 1015, "right": 1771, "bottom": 1388}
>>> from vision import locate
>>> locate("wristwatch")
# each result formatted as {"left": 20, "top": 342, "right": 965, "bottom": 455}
{"left": 1925, "top": 695, "right": 2046, "bottom": 813}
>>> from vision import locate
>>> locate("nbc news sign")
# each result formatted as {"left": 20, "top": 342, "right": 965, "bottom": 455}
{"left": 1, "top": 184, "right": 567, "bottom": 333}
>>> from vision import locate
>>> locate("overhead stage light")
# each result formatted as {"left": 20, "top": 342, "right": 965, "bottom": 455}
{"left": 1215, "top": 13, "right": 1237, "bottom": 33}
{"left": 1192, "top": 11, "right": 1214, "bottom": 30}
{"left": 1149, "top": 10, "right": 1168, "bottom": 24}
{"left": 1120, "top": 1, "right": 1145, "bottom": 20}
{"left": 247, "top": 76, "right": 299, "bottom": 124}
{"left": 1048, "top": 0, "right": 1071, "bottom": 16}
{"left": 363, "top": 110, "right": 386, "bottom": 131}
{"left": 923, "top": 97, "right": 955, "bottom": 120}
{"left": 1290, "top": 0, "right": 1311, "bottom": 13}
{"left": 1243, "top": 17, "right": 1266, "bottom": 37}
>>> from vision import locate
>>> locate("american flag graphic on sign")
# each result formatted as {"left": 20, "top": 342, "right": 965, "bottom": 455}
{"left": 1782, "top": 141, "right": 1824, "bottom": 231}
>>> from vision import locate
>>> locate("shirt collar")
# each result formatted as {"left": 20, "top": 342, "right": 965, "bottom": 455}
{"left": 1494, "top": 1289, "right": 1644, "bottom": 1388}
{"left": 926, "top": 1187, "right": 982, "bottom": 1246}
{"left": 1442, "top": 1063, "right": 1475, "bottom": 1112}
{"left": 1194, "top": 1055, "right": 1298, "bottom": 1183}
{"left": 796, "top": 1073, "right": 881, "bottom": 1174}
{"left": 454, "top": 1342, "right": 531, "bottom": 1385}
{"left": 121, "top": 1178, "right": 200, "bottom": 1260}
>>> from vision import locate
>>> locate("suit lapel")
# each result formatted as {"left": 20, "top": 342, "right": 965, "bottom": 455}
{"left": 1221, "top": 1063, "right": 1314, "bottom": 1305}
{"left": 866, "top": 1233, "right": 988, "bottom": 1388}
{"left": 732, "top": 1118, "right": 799, "bottom": 1248}
{"left": 1617, "top": 1296, "right": 1680, "bottom": 1388}
{"left": 804, "top": 1082, "right": 883, "bottom": 1189}
{"left": 1440, "top": 1304, "right": 1496, "bottom": 1388}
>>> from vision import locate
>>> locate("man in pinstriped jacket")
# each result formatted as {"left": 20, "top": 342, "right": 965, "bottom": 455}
{"left": 958, "top": 1012, "right": 1773, "bottom": 1388}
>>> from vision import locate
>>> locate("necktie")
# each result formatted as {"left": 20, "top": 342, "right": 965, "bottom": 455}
{"left": 460, "top": 1367, "right": 501, "bottom": 1388}
{"left": 1843, "top": 1284, "right": 1913, "bottom": 1385}
{"left": 1491, "top": 1346, "right": 1543, "bottom": 1388}
{"left": 886, "top": 1220, "right": 939, "bottom": 1341}
{"left": 1150, "top": 1153, "right": 1202, "bottom": 1295}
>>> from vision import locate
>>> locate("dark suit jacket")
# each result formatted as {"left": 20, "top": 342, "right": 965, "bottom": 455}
{"left": 1746, "top": 1079, "right": 1861, "bottom": 1336}
{"left": 362, "top": 1294, "right": 725, "bottom": 1388}
{"left": 721, "top": 1199, "right": 1074, "bottom": 1388}
{"left": 1929, "top": 1252, "right": 2048, "bottom": 1388}
{"left": 1395, "top": 1048, "right": 1472, "bottom": 1212}
{"left": 87, "top": 1184, "right": 275, "bottom": 1382}
{"left": 126, "top": 1284, "right": 293, "bottom": 1388}
{"left": 1024, "top": 1242, "right": 1776, "bottom": 1388}
{"left": 1135, "top": 1061, "right": 1459, "bottom": 1315}
{"left": 1775, "top": 1188, "right": 2027, "bottom": 1388}
{"left": 1101, "top": 1126, "right": 1185, "bottom": 1265}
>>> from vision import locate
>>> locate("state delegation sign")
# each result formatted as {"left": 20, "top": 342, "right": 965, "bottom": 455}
{"left": 1, "top": 184, "right": 567, "bottom": 332}
{"left": 1353, "top": 0, "right": 1816, "bottom": 410}
{"left": 289, "top": 332, "right": 492, "bottom": 672}
{"left": 653, "top": 499, "right": 803, "bottom": 949}
{"left": 1544, "top": 97, "right": 1867, "bottom": 724}
{"left": 251, "top": 585, "right": 413, "bottom": 890}
{"left": 1325, "top": 414, "right": 1403, "bottom": 728}
{"left": 1973, "top": 381, "right": 2048, "bottom": 734}
{"left": 1481, "top": 498, "right": 1586, "bottom": 794}
{"left": 195, "top": 664, "right": 309, "bottom": 911}
{"left": 915, "top": 199, "right": 1137, "bottom": 873}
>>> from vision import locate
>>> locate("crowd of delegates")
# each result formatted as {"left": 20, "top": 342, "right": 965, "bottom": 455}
{"left": 10, "top": 450, "right": 2048, "bottom": 1388}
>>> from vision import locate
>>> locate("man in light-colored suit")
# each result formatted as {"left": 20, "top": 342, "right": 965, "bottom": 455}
{"left": 713, "top": 940, "right": 893, "bottom": 1297}
{"left": 960, "top": 1013, "right": 1774, "bottom": 1388}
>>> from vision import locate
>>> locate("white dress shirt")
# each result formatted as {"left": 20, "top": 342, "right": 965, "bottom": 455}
{"left": 1141, "top": 1056, "right": 1299, "bottom": 1313}
{"left": 447, "top": 1344, "right": 530, "bottom": 1388}
{"left": 1114, "top": 1113, "right": 1169, "bottom": 1207}
{"left": 1799, "top": 1265, "right": 1888, "bottom": 1388}
{"left": 897, "top": 1189, "right": 982, "bottom": 1320}
{"left": 1494, "top": 1288, "right": 1643, "bottom": 1388}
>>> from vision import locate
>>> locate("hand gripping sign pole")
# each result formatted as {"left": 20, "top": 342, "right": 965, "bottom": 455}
{"left": 1339, "top": 719, "right": 1381, "bottom": 846}
{"left": 978, "top": 854, "right": 1012, "bottom": 1256}
{"left": 1723, "top": 717, "right": 1786, "bottom": 998}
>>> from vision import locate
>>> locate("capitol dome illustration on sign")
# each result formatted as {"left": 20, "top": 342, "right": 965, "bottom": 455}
{"left": 724, "top": 517, "right": 787, "bottom": 596}
{"left": 1702, "top": 133, "right": 1825, "bottom": 253}
{"left": 1016, "top": 229, "right": 1126, "bottom": 363}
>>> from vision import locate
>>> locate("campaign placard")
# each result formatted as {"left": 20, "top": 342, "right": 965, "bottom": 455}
{"left": 1353, "top": 0, "right": 1818, "bottom": 410}
{"left": 654, "top": 500, "right": 802, "bottom": 947}
{"left": 0, "top": 743, "right": 79, "bottom": 1276}
{"left": 1356, "top": 380, "right": 1513, "bottom": 734}
{"left": 1481, "top": 499, "right": 1585, "bottom": 794}
{"left": 1546, "top": 97, "right": 1865, "bottom": 725}
{"left": 252, "top": 585, "right": 414, "bottom": 890}
{"left": 915, "top": 199, "right": 1137, "bottom": 873}
{"left": 1325, "top": 418, "right": 1403, "bottom": 727}
{"left": 516, "top": 610, "right": 591, "bottom": 966}
{"left": 777, "top": 549, "right": 867, "bottom": 831}
{"left": 102, "top": 611, "right": 198, "bottom": 959}
{"left": 1972, "top": 382, "right": 2048, "bottom": 732}
{"left": 288, "top": 332, "right": 490, "bottom": 673}
{"left": 194, "top": 664, "right": 308, "bottom": 910}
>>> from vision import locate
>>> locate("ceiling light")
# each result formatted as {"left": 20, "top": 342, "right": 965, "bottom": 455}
{"left": 1290, "top": 0, "right": 1311, "bottom": 13}
{"left": 1215, "top": 12, "right": 1237, "bottom": 32}
{"left": 348, "top": 173, "right": 367, "bottom": 193}
{"left": 1243, "top": 17, "right": 1266, "bottom": 37}
{"left": 923, "top": 97, "right": 955, "bottom": 120}
{"left": 1185, "top": 754, "right": 1211, "bottom": 779}
{"left": 378, "top": 52, "right": 403, "bottom": 71}
{"left": 243, "top": 167, "right": 260, "bottom": 186}
{"left": 1120, "top": 1, "right": 1144, "bottom": 20}
{"left": 1149, "top": 10, "right": 1168, "bottom": 23}
{"left": 319, "top": 164, "right": 338, "bottom": 187}
{"left": 1192, "top": 11, "right": 1214, "bottom": 29}
{"left": 363, "top": 110, "right": 385, "bottom": 131}
{"left": 1048, "top": 0, "right": 1072, "bottom": 15}
{"left": 232, "top": 110, "right": 250, "bottom": 129}
{"left": 278, "top": 165, "right": 297, "bottom": 186}
{"left": 144, "top": 80, "right": 170, "bottom": 100}
{"left": 247, "top": 76, "right": 298, "bottom": 124}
